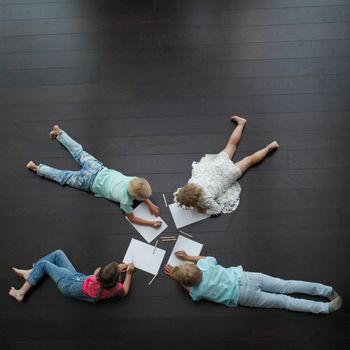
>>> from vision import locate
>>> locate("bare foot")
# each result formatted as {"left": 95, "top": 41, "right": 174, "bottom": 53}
{"left": 26, "top": 161, "right": 38, "bottom": 172}
{"left": 267, "top": 141, "right": 279, "bottom": 152}
{"left": 12, "top": 267, "right": 32, "bottom": 280}
{"left": 231, "top": 115, "right": 247, "bottom": 125}
{"left": 49, "top": 125, "right": 61, "bottom": 139}
{"left": 9, "top": 287, "right": 24, "bottom": 302}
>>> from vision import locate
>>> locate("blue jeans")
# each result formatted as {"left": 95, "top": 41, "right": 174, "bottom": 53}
{"left": 238, "top": 272, "right": 332, "bottom": 314}
{"left": 37, "top": 130, "right": 104, "bottom": 191}
{"left": 27, "top": 250, "right": 94, "bottom": 303}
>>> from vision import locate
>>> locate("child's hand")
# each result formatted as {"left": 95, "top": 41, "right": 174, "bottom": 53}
{"left": 164, "top": 264, "right": 174, "bottom": 277}
{"left": 148, "top": 203, "right": 160, "bottom": 216}
{"left": 197, "top": 207, "right": 207, "bottom": 214}
{"left": 152, "top": 221, "right": 162, "bottom": 228}
{"left": 127, "top": 263, "right": 135, "bottom": 273}
{"left": 119, "top": 263, "right": 128, "bottom": 272}
{"left": 175, "top": 250, "right": 189, "bottom": 261}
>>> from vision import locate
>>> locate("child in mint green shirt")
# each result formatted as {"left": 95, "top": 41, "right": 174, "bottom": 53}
{"left": 164, "top": 251, "right": 342, "bottom": 314}
{"left": 26, "top": 125, "right": 162, "bottom": 228}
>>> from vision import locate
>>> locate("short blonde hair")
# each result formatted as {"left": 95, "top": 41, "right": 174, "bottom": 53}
{"left": 129, "top": 178, "right": 152, "bottom": 200}
{"left": 172, "top": 262, "right": 202, "bottom": 287}
{"left": 174, "top": 183, "right": 203, "bottom": 209}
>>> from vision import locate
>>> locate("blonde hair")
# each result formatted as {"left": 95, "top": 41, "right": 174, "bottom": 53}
{"left": 172, "top": 262, "right": 202, "bottom": 287}
{"left": 129, "top": 178, "right": 152, "bottom": 200}
{"left": 174, "top": 183, "right": 203, "bottom": 209}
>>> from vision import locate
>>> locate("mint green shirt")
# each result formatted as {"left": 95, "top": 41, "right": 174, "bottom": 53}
{"left": 189, "top": 257, "right": 243, "bottom": 307}
{"left": 91, "top": 168, "right": 135, "bottom": 214}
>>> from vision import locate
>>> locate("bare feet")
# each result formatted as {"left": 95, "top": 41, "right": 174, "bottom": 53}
{"left": 9, "top": 287, "right": 25, "bottom": 302}
{"left": 12, "top": 267, "right": 32, "bottom": 280}
{"left": 267, "top": 141, "right": 279, "bottom": 152}
{"left": 231, "top": 115, "right": 247, "bottom": 125}
{"left": 49, "top": 125, "right": 61, "bottom": 139}
{"left": 26, "top": 161, "right": 38, "bottom": 172}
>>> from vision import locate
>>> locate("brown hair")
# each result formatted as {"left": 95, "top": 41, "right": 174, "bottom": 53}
{"left": 172, "top": 263, "right": 202, "bottom": 287}
{"left": 97, "top": 262, "right": 120, "bottom": 290}
{"left": 175, "top": 183, "right": 203, "bottom": 209}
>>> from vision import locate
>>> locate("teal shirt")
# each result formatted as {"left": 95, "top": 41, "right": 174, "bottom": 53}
{"left": 91, "top": 168, "right": 135, "bottom": 214}
{"left": 189, "top": 257, "right": 243, "bottom": 307}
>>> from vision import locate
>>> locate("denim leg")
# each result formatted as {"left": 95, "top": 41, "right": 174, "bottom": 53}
{"left": 254, "top": 291, "right": 330, "bottom": 314}
{"left": 260, "top": 273, "right": 332, "bottom": 298}
{"left": 27, "top": 250, "right": 77, "bottom": 286}
{"left": 57, "top": 130, "right": 103, "bottom": 171}
{"left": 239, "top": 272, "right": 330, "bottom": 314}
{"left": 47, "top": 249, "right": 77, "bottom": 271}
{"left": 27, "top": 260, "right": 74, "bottom": 286}
{"left": 37, "top": 164, "right": 93, "bottom": 191}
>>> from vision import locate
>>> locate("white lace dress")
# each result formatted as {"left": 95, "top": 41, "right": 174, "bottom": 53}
{"left": 188, "top": 152, "right": 242, "bottom": 215}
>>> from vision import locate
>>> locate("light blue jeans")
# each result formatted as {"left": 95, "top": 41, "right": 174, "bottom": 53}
{"left": 27, "top": 250, "right": 94, "bottom": 303}
{"left": 37, "top": 130, "right": 104, "bottom": 191}
{"left": 238, "top": 272, "right": 332, "bottom": 314}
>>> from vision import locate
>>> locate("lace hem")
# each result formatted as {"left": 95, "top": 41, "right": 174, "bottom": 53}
{"left": 217, "top": 182, "right": 241, "bottom": 214}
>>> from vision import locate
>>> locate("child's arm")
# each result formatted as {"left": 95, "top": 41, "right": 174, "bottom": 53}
{"left": 122, "top": 263, "right": 135, "bottom": 296}
{"left": 126, "top": 212, "right": 162, "bottom": 228}
{"left": 201, "top": 197, "right": 222, "bottom": 215}
{"left": 196, "top": 207, "right": 208, "bottom": 214}
{"left": 175, "top": 250, "right": 205, "bottom": 263}
{"left": 144, "top": 199, "right": 160, "bottom": 216}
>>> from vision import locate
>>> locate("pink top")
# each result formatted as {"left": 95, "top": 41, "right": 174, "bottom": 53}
{"left": 82, "top": 275, "right": 125, "bottom": 300}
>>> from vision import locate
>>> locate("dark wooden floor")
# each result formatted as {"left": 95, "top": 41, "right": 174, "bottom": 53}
{"left": 1, "top": 0, "right": 350, "bottom": 349}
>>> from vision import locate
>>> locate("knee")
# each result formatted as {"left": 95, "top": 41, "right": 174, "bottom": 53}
{"left": 53, "top": 249, "right": 65, "bottom": 257}
{"left": 34, "top": 259, "right": 48, "bottom": 271}
{"left": 279, "top": 279, "right": 291, "bottom": 294}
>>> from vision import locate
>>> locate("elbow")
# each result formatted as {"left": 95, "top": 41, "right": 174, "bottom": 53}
{"left": 126, "top": 213, "right": 135, "bottom": 221}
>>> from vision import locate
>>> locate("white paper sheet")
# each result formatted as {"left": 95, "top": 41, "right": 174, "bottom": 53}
{"left": 126, "top": 202, "right": 168, "bottom": 243}
{"left": 167, "top": 235, "right": 203, "bottom": 267}
{"left": 168, "top": 203, "right": 210, "bottom": 229}
{"left": 123, "top": 238, "right": 166, "bottom": 275}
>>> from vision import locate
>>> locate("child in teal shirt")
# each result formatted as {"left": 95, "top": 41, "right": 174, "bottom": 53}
{"left": 164, "top": 251, "right": 342, "bottom": 314}
{"left": 26, "top": 125, "right": 162, "bottom": 228}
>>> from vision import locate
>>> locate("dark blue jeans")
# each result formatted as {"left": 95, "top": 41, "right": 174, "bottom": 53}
{"left": 27, "top": 249, "right": 94, "bottom": 303}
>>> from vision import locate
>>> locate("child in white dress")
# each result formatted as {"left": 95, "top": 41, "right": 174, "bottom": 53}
{"left": 174, "top": 116, "right": 279, "bottom": 215}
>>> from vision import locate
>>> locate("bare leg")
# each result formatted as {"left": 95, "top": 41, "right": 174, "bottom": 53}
{"left": 26, "top": 161, "right": 38, "bottom": 172}
{"left": 49, "top": 124, "right": 62, "bottom": 139}
{"left": 12, "top": 267, "right": 33, "bottom": 280}
{"left": 9, "top": 281, "right": 32, "bottom": 302}
{"left": 235, "top": 141, "right": 279, "bottom": 175}
{"left": 222, "top": 116, "right": 247, "bottom": 159}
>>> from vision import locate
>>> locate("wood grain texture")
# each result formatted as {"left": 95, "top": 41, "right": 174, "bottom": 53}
{"left": 0, "top": 0, "right": 349, "bottom": 349}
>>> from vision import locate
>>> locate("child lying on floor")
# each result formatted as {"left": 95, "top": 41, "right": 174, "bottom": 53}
{"left": 27, "top": 125, "right": 162, "bottom": 228}
{"left": 164, "top": 251, "right": 342, "bottom": 314}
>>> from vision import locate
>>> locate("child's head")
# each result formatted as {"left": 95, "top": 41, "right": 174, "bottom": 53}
{"left": 173, "top": 184, "right": 203, "bottom": 209}
{"left": 172, "top": 262, "right": 202, "bottom": 287}
{"left": 129, "top": 177, "right": 152, "bottom": 201}
{"left": 97, "top": 262, "right": 120, "bottom": 290}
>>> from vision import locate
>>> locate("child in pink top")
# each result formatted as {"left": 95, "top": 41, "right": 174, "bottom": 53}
{"left": 9, "top": 250, "right": 134, "bottom": 303}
